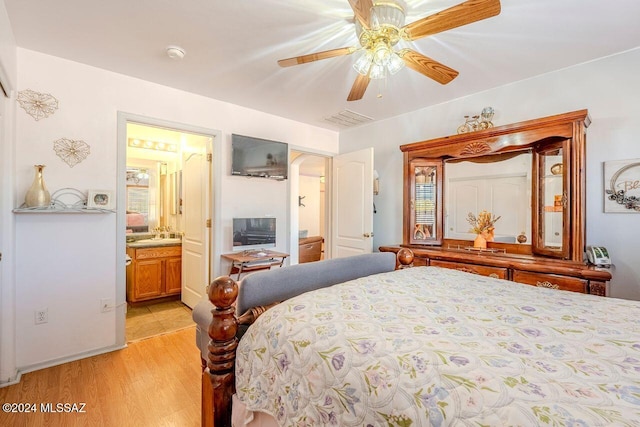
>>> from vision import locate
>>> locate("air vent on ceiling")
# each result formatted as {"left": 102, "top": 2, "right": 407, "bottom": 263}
{"left": 324, "top": 110, "right": 374, "bottom": 128}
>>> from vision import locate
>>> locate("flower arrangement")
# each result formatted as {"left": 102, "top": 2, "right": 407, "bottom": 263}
{"left": 467, "top": 210, "right": 501, "bottom": 235}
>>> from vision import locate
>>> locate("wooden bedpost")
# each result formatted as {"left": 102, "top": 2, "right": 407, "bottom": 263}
{"left": 203, "top": 276, "right": 239, "bottom": 427}
{"left": 396, "top": 248, "right": 415, "bottom": 269}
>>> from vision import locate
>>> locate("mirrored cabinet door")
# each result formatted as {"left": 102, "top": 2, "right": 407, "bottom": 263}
{"left": 407, "top": 160, "right": 442, "bottom": 245}
{"left": 533, "top": 140, "right": 570, "bottom": 258}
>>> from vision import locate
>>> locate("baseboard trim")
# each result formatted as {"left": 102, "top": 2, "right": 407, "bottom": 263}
{"left": 0, "top": 343, "right": 127, "bottom": 389}
{"left": 0, "top": 372, "right": 21, "bottom": 388}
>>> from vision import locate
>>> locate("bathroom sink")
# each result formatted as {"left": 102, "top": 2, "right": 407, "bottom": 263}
{"left": 127, "top": 237, "right": 182, "bottom": 247}
{"left": 136, "top": 238, "right": 182, "bottom": 244}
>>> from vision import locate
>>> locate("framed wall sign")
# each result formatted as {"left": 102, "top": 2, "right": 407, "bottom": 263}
{"left": 87, "top": 190, "right": 115, "bottom": 210}
{"left": 604, "top": 159, "right": 640, "bottom": 212}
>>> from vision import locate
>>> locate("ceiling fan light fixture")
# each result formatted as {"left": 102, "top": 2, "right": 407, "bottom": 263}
{"left": 351, "top": 0, "right": 408, "bottom": 81}
{"left": 370, "top": 0, "right": 407, "bottom": 29}
{"left": 354, "top": 41, "right": 404, "bottom": 79}
{"left": 386, "top": 51, "right": 405, "bottom": 75}
{"left": 353, "top": 51, "right": 373, "bottom": 75}
{"left": 372, "top": 41, "right": 391, "bottom": 65}
{"left": 369, "top": 63, "right": 386, "bottom": 80}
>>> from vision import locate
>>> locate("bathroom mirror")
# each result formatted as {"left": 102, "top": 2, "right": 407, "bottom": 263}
{"left": 126, "top": 165, "right": 154, "bottom": 233}
{"left": 126, "top": 159, "right": 179, "bottom": 234}
{"left": 444, "top": 152, "right": 532, "bottom": 244}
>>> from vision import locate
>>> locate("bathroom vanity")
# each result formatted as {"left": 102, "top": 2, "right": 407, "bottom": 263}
{"left": 126, "top": 239, "right": 182, "bottom": 303}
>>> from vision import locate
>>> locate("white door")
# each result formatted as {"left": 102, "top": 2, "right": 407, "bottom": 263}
{"left": 331, "top": 148, "right": 374, "bottom": 258}
{"left": 181, "top": 146, "right": 211, "bottom": 308}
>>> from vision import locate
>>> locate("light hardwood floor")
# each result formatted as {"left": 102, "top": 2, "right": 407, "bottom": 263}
{"left": 0, "top": 327, "right": 201, "bottom": 427}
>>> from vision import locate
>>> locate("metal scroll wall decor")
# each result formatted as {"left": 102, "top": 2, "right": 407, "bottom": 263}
{"left": 17, "top": 89, "right": 59, "bottom": 121}
{"left": 604, "top": 159, "right": 640, "bottom": 212}
{"left": 53, "top": 138, "right": 91, "bottom": 167}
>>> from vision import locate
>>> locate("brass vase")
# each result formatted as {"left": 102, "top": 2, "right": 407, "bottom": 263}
{"left": 25, "top": 164, "right": 51, "bottom": 208}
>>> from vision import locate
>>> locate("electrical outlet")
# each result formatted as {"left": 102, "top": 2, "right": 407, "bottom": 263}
{"left": 100, "top": 298, "right": 115, "bottom": 313}
{"left": 35, "top": 308, "right": 48, "bottom": 324}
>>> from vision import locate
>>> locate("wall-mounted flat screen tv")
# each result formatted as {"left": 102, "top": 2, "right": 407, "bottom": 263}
{"left": 233, "top": 217, "right": 276, "bottom": 250}
{"left": 231, "top": 134, "right": 288, "bottom": 180}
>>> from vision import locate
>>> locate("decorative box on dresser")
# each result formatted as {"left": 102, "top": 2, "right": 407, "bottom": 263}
{"left": 381, "top": 109, "right": 612, "bottom": 295}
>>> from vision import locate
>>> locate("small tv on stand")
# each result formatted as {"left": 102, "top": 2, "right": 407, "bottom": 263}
{"left": 232, "top": 217, "right": 276, "bottom": 251}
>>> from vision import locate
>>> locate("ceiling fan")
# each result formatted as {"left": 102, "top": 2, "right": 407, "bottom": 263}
{"left": 277, "top": 0, "right": 501, "bottom": 101}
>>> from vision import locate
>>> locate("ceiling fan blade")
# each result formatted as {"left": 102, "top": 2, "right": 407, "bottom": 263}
{"left": 278, "top": 47, "right": 356, "bottom": 67}
{"left": 398, "top": 49, "right": 459, "bottom": 84}
{"left": 348, "top": 0, "right": 374, "bottom": 29}
{"left": 402, "top": 0, "right": 501, "bottom": 41}
{"left": 347, "top": 73, "right": 371, "bottom": 101}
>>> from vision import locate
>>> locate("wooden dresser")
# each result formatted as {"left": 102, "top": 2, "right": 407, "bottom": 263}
{"left": 383, "top": 110, "right": 612, "bottom": 295}
{"left": 380, "top": 245, "right": 611, "bottom": 295}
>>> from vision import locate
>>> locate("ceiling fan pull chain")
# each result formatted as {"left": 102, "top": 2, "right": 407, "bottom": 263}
{"left": 377, "top": 75, "right": 388, "bottom": 99}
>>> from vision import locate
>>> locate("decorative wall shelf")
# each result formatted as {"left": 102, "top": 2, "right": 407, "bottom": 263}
{"left": 13, "top": 207, "right": 114, "bottom": 214}
{"left": 13, "top": 187, "right": 115, "bottom": 214}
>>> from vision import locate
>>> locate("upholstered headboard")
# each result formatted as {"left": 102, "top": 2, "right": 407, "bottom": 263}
{"left": 236, "top": 252, "right": 396, "bottom": 314}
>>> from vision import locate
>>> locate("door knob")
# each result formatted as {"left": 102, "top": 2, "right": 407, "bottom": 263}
{"left": 363, "top": 232, "right": 374, "bottom": 238}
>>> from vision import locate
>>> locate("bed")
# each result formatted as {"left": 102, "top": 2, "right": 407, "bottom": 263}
{"left": 202, "top": 251, "right": 640, "bottom": 426}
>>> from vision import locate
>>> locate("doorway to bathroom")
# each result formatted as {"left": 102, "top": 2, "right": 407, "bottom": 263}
{"left": 119, "top": 116, "right": 217, "bottom": 343}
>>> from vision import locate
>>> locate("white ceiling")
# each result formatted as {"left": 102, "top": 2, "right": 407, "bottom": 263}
{"left": 5, "top": 0, "right": 640, "bottom": 131}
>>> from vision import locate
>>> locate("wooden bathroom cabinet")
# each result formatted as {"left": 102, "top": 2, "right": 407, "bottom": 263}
{"left": 126, "top": 245, "right": 182, "bottom": 302}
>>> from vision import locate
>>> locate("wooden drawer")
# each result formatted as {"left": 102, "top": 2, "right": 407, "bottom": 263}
{"left": 413, "top": 256, "right": 428, "bottom": 267}
{"left": 589, "top": 281, "right": 607, "bottom": 297}
{"left": 134, "top": 246, "right": 181, "bottom": 260}
{"left": 429, "top": 259, "right": 508, "bottom": 279}
{"left": 512, "top": 270, "right": 587, "bottom": 293}
{"left": 299, "top": 241, "right": 322, "bottom": 263}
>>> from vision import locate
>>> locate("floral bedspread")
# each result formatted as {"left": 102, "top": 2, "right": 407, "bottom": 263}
{"left": 235, "top": 267, "right": 640, "bottom": 426}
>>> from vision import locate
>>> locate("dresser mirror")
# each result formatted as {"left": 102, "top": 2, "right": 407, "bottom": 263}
{"left": 401, "top": 110, "right": 589, "bottom": 261}
{"left": 444, "top": 151, "right": 532, "bottom": 244}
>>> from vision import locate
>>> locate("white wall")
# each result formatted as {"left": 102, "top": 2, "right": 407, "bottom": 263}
{"left": 0, "top": 0, "right": 17, "bottom": 384}
{"left": 340, "top": 48, "right": 640, "bottom": 301}
{"left": 12, "top": 48, "right": 338, "bottom": 370}
{"left": 298, "top": 175, "right": 321, "bottom": 236}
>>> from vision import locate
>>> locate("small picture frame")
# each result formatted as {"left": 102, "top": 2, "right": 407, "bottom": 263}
{"left": 87, "top": 190, "right": 114, "bottom": 210}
